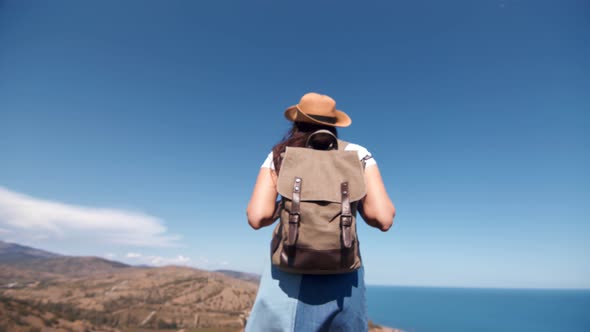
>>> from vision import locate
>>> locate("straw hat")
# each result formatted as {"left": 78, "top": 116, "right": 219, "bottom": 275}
{"left": 284, "top": 92, "right": 352, "bottom": 127}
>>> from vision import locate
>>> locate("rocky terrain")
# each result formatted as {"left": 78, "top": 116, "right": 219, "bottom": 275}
{"left": 0, "top": 240, "right": 400, "bottom": 332}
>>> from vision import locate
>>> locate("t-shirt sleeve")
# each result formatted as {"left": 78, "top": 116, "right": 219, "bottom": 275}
{"left": 345, "top": 143, "right": 377, "bottom": 168}
{"left": 260, "top": 151, "right": 275, "bottom": 170}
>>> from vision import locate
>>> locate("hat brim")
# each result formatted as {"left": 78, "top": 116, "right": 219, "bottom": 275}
{"left": 284, "top": 105, "right": 352, "bottom": 128}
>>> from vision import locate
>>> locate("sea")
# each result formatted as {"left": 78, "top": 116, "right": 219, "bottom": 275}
{"left": 366, "top": 286, "right": 590, "bottom": 332}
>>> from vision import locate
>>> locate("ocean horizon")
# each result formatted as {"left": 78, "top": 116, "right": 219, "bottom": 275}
{"left": 366, "top": 285, "right": 590, "bottom": 332}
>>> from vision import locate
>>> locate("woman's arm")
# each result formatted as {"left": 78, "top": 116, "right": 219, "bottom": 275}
{"left": 359, "top": 165, "right": 395, "bottom": 231}
{"left": 247, "top": 167, "right": 279, "bottom": 230}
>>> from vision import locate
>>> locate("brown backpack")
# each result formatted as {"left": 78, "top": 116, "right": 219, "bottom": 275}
{"left": 270, "top": 130, "right": 367, "bottom": 274}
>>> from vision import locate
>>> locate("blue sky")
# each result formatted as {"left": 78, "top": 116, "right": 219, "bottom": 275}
{"left": 0, "top": 0, "right": 588, "bottom": 289}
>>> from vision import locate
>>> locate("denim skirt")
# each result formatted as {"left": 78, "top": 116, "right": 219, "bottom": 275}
{"left": 245, "top": 260, "right": 368, "bottom": 332}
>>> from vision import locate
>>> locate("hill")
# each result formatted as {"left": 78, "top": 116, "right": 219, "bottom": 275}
{"left": 0, "top": 241, "right": 60, "bottom": 263}
{"left": 214, "top": 270, "right": 260, "bottom": 284}
{"left": 0, "top": 241, "right": 256, "bottom": 331}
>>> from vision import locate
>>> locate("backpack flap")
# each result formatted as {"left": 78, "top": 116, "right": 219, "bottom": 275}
{"left": 277, "top": 147, "right": 366, "bottom": 202}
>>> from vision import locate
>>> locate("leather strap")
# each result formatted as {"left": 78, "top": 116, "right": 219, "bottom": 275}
{"left": 287, "top": 177, "right": 302, "bottom": 246}
{"left": 341, "top": 182, "right": 353, "bottom": 248}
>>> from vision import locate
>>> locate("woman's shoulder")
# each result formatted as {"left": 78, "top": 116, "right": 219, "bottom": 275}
{"left": 261, "top": 150, "right": 275, "bottom": 169}
{"left": 341, "top": 141, "right": 369, "bottom": 153}
{"left": 341, "top": 141, "right": 377, "bottom": 167}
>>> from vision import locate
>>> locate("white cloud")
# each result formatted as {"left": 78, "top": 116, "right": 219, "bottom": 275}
{"left": 151, "top": 255, "right": 190, "bottom": 265}
{"left": 121, "top": 252, "right": 229, "bottom": 270}
{"left": 0, "top": 186, "right": 181, "bottom": 247}
{"left": 125, "top": 252, "right": 192, "bottom": 267}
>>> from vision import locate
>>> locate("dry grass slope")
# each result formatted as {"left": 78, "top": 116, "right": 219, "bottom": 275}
{"left": 1, "top": 264, "right": 257, "bottom": 331}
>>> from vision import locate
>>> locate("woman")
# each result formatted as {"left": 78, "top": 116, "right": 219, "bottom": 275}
{"left": 246, "top": 92, "right": 395, "bottom": 331}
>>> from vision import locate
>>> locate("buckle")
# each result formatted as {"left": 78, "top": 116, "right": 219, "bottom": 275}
{"left": 289, "top": 213, "right": 300, "bottom": 224}
{"left": 341, "top": 215, "right": 352, "bottom": 226}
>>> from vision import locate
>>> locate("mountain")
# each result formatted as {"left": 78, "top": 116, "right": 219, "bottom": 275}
{"left": 0, "top": 240, "right": 60, "bottom": 263}
{"left": 0, "top": 240, "right": 131, "bottom": 279}
{"left": 215, "top": 269, "right": 260, "bottom": 283}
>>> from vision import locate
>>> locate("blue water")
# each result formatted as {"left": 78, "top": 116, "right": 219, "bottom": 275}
{"left": 367, "top": 286, "right": 590, "bottom": 332}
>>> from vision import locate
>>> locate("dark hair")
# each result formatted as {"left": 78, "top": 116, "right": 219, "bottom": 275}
{"left": 272, "top": 122, "right": 338, "bottom": 176}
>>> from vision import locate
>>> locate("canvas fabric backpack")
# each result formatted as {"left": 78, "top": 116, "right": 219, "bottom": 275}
{"left": 270, "top": 130, "right": 368, "bottom": 274}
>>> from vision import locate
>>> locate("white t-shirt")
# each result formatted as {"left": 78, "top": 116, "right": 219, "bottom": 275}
{"left": 261, "top": 142, "right": 377, "bottom": 170}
